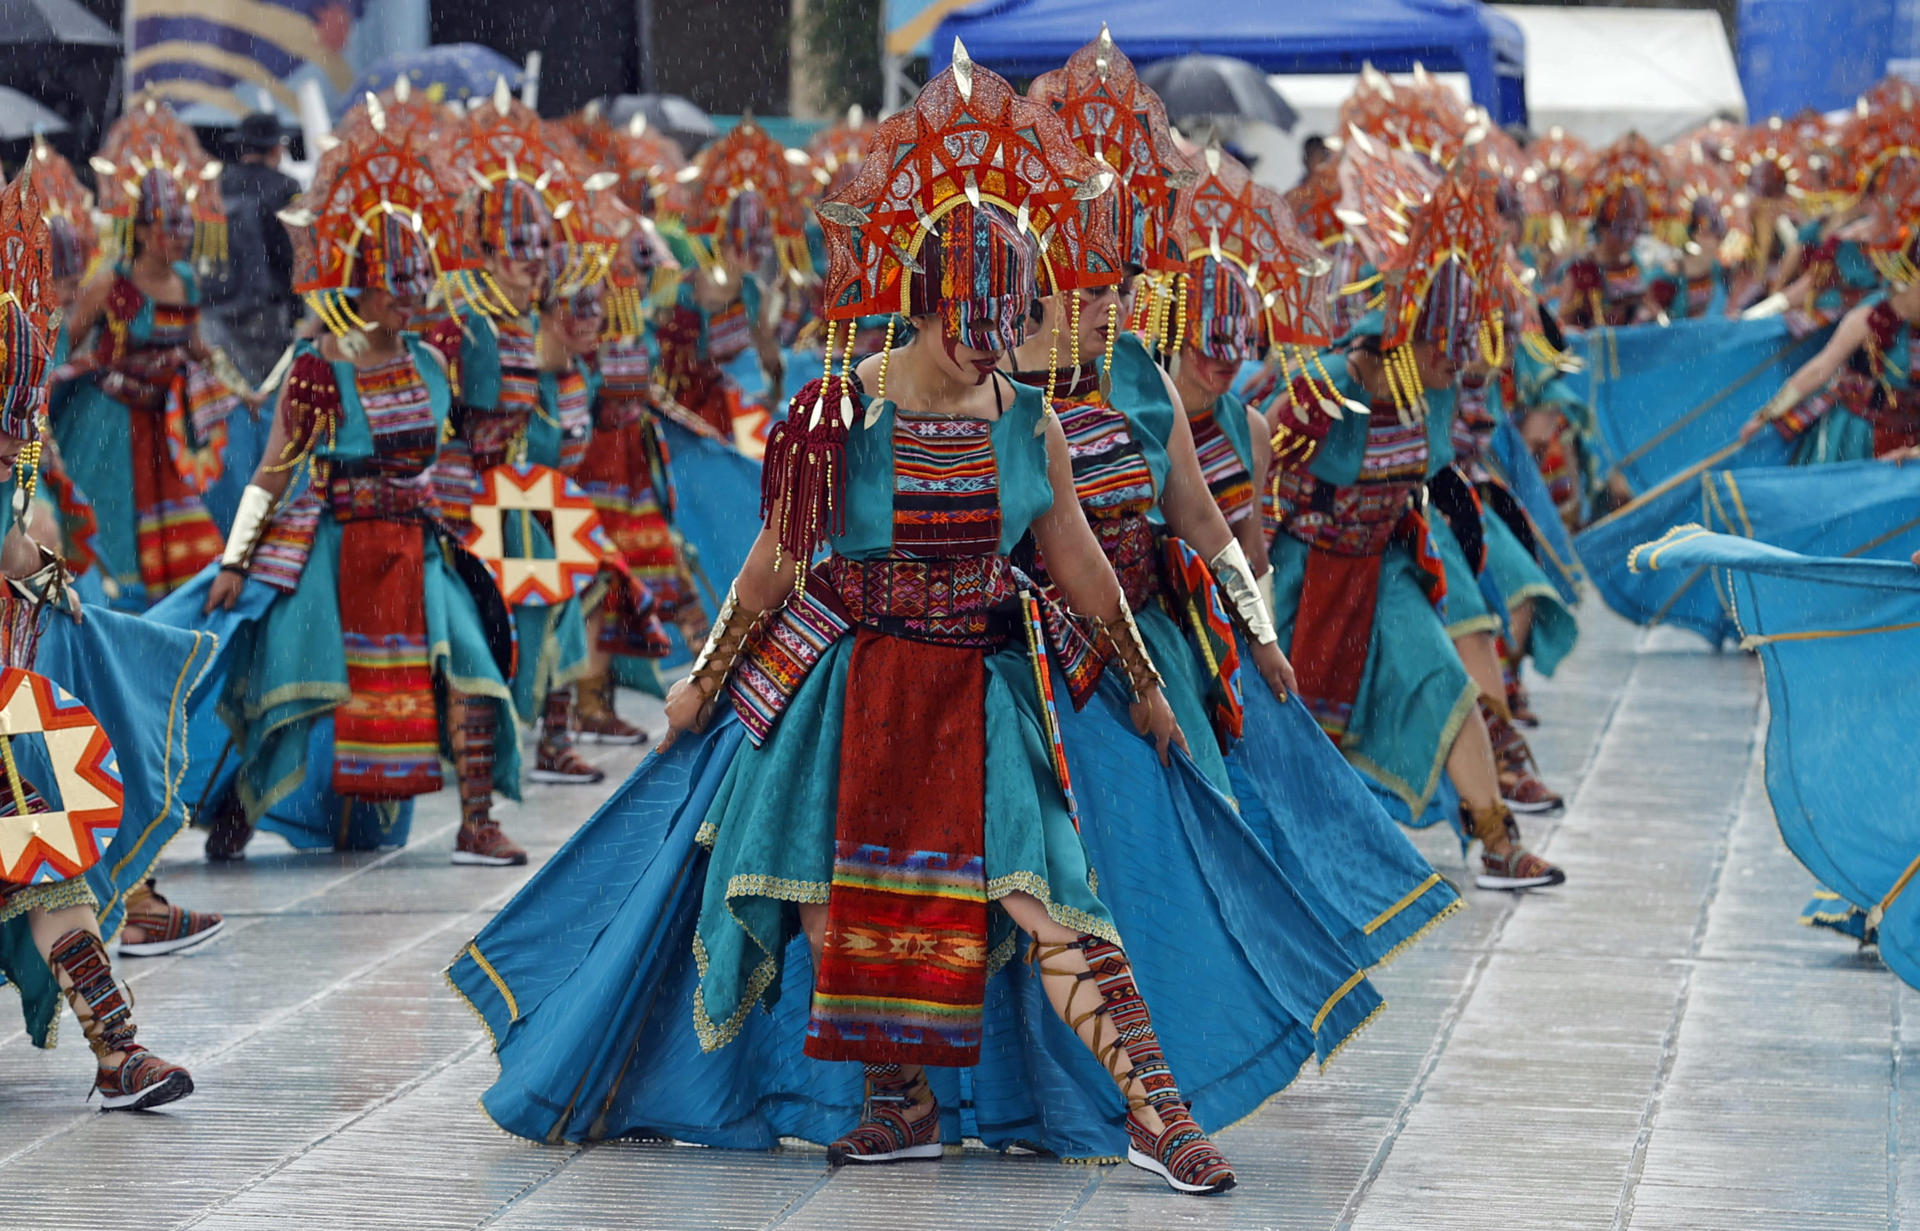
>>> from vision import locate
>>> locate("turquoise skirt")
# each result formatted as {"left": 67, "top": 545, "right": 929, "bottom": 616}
{"left": 1483, "top": 513, "right": 1578, "bottom": 677}
{"left": 691, "top": 635, "right": 1111, "bottom": 1050}
{"left": 53, "top": 383, "right": 147, "bottom": 606}
{"left": 1790, "top": 408, "right": 1876, "bottom": 466}
{"left": 1428, "top": 514, "right": 1501, "bottom": 639}
{"left": 1271, "top": 534, "right": 1477, "bottom": 815}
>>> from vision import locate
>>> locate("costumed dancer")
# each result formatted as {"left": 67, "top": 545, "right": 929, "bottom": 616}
{"left": 447, "top": 48, "right": 1400, "bottom": 1192}
{"left": 49, "top": 95, "right": 246, "bottom": 610}
{"left": 655, "top": 120, "right": 793, "bottom": 446}
{"left": 566, "top": 177, "right": 704, "bottom": 740}
{"left": 1740, "top": 126, "right": 1920, "bottom": 461}
{"left": 182, "top": 92, "right": 526, "bottom": 865}
{"left": 1026, "top": 32, "right": 1458, "bottom": 963}
{"left": 1649, "top": 146, "right": 1733, "bottom": 323}
{"left": 1721, "top": 120, "right": 1808, "bottom": 314}
{"left": 0, "top": 164, "right": 214, "bottom": 1110}
{"left": 1266, "top": 150, "right": 1568, "bottom": 889}
{"left": 1552, "top": 133, "right": 1672, "bottom": 332}
{"left": 435, "top": 82, "right": 605, "bottom": 788}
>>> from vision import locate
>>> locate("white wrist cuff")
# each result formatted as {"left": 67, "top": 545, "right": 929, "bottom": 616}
{"left": 221, "top": 484, "right": 277, "bottom": 570}
{"left": 1209, "top": 539, "right": 1279, "bottom": 646}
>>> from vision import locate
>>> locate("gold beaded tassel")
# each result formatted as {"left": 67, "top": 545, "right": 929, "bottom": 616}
{"left": 1100, "top": 299, "right": 1119, "bottom": 398}
{"left": 875, "top": 315, "right": 898, "bottom": 404}
{"left": 11, "top": 435, "right": 42, "bottom": 524}
{"left": 1167, "top": 272, "right": 1188, "bottom": 377}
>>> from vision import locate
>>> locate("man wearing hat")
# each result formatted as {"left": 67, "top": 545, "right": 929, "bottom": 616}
{"left": 204, "top": 112, "right": 301, "bottom": 385}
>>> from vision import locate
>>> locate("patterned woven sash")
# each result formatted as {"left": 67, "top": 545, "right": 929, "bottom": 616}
{"left": 546, "top": 368, "right": 594, "bottom": 472}
{"left": 1189, "top": 409, "right": 1255, "bottom": 524}
{"left": 332, "top": 519, "right": 441, "bottom": 799}
{"left": 1161, "top": 536, "right": 1244, "bottom": 749}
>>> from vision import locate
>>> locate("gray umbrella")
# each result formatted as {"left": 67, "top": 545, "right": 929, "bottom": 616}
{"left": 1141, "top": 54, "right": 1297, "bottom": 131}
{"left": 0, "top": 0, "right": 117, "bottom": 45}
{"left": 604, "top": 94, "right": 718, "bottom": 156}
{"left": 0, "top": 86, "right": 68, "bottom": 141}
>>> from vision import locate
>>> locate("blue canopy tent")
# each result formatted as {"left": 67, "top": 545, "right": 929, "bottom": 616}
{"left": 932, "top": 0, "right": 1527, "bottom": 126}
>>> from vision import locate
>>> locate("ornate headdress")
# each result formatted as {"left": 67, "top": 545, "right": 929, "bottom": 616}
{"left": 807, "top": 106, "right": 875, "bottom": 200}
{"left": 1583, "top": 132, "right": 1671, "bottom": 239}
{"left": 1357, "top": 154, "right": 1509, "bottom": 418}
{"left": 1670, "top": 141, "right": 1735, "bottom": 245}
{"left": 1836, "top": 89, "right": 1920, "bottom": 197}
{"left": 681, "top": 118, "right": 810, "bottom": 279}
{"left": 564, "top": 105, "right": 689, "bottom": 219}
{"left": 764, "top": 39, "right": 1119, "bottom": 580}
{"left": 29, "top": 137, "right": 97, "bottom": 285}
{"left": 90, "top": 93, "right": 226, "bottom": 267}
{"left": 443, "top": 78, "right": 583, "bottom": 315}
{"left": 1337, "top": 63, "right": 1478, "bottom": 169}
{"left": 279, "top": 93, "right": 457, "bottom": 337}
{"left": 0, "top": 167, "right": 54, "bottom": 510}
{"left": 1172, "top": 145, "right": 1334, "bottom": 371}
{"left": 1727, "top": 118, "right": 1803, "bottom": 201}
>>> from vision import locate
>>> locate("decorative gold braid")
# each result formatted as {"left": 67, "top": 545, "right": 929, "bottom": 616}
{"left": 1102, "top": 300, "right": 1119, "bottom": 382}
{"left": 876, "top": 315, "right": 897, "bottom": 403}
{"left": 688, "top": 584, "right": 760, "bottom": 699}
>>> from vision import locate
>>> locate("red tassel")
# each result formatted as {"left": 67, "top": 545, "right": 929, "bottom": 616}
{"left": 761, "top": 376, "right": 853, "bottom": 578}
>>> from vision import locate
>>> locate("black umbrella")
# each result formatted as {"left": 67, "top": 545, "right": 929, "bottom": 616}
{"left": 1141, "top": 54, "right": 1297, "bottom": 131}
{"left": 0, "top": 86, "right": 68, "bottom": 140}
{"left": 604, "top": 94, "right": 718, "bottom": 156}
{"left": 0, "top": 0, "right": 116, "bottom": 46}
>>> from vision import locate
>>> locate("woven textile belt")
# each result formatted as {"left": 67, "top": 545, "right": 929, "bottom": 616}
{"left": 327, "top": 473, "right": 439, "bottom": 523}
{"left": 1090, "top": 513, "right": 1161, "bottom": 611}
{"left": 822, "top": 553, "right": 1017, "bottom": 648}
{"left": 1270, "top": 468, "right": 1420, "bottom": 557}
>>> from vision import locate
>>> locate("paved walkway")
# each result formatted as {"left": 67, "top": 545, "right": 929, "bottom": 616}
{"left": 2, "top": 608, "right": 1908, "bottom": 1230}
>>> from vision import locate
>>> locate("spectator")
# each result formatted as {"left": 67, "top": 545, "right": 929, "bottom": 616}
{"left": 1299, "top": 133, "right": 1331, "bottom": 184}
{"left": 203, "top": 112, "right": 300, "bottom": 386}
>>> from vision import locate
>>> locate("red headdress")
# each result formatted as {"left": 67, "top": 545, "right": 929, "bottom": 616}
{"left": 28, "top": 137, "right": 97, "bottom": 284}
{"left": 1335, "top": 128, "right": 1441, "bottom": 270}
{"left": 1367, "top": 153, "right": 1510, "bottom": 418}
{"left": 1286, "top": 159, "right": 1344, "bottom": 248}
{"left": 1029, "top": 27, "right": 1189, "bottom": 280}
{"left": 1583, "top": 132, "right": 1672, "bottom": 237}
{"left": 441, "top": 78, "right": 587, "bottom": 315}
{"left": 564, "top": 106, "right": 689, "bottom": 218}
{"left": 0, "top": 166, "right": 54, "bottom": 444}
{"left": 1836, "top": 89, "right": 1920, "bottom": 196}
{"left": 765, "top": 39, "right": 1121, "bottom": 582}
{"left": 1337, "top": 63, "right": 1477, "bottom": 168}
{"left": 681, "top": 118, "right": 811, "bottom": 278}
{"left": 1173, "top": 144, "right": 1335, "bottom": 363}
{"left": 807, "top": 106, "right": 876, "bottom": 200}
{"left": 279, "top": 93, "right": 461, "bottom": 338}
{"left": 1727, "top": 117, "right": 1807, "bottom": 202}
{"left": 91, "top": 93, "right": 227, "bottom": 268}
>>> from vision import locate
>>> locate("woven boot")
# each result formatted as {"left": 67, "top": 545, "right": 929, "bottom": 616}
{"left": 531, "top": 688, "right": 605, "bottom": 784}
{"left": 49, "top": 928, "right": 193, "bottom": 1111}
{"left": 826, "top": 1063, "right": 942, "bottom": 1167}
{"left": 1482, "top": 700, "right": 1563, "bottom": 814}
{"left": 452, "top": 702, "right": 525, "bottom": 866}
{"left": 573, "top": 671, "right": 646, "bottom": 745}
{"left": 1462, "top": 799, "right": 1565, "bottom": 891}
{"left": 1034, "top": 936, "right": 1235, "bottom": 1195}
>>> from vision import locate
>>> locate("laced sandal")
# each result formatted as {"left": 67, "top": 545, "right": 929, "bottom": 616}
{"left": 118, "top": 881, "right": 225, "bottom": 958}
{"left": 573, "top": 672, "right": 647, "bottom": 745}
{"left": 49, "top": 928, "right": 195, "bottom": 1111}
{"left": 1483, "top": 704, "right": 1563, "bottom": 815}
{"left": 1463, "top": 801, "right": 1565, "bottom": 890}
{"left": 452, "top": 819, "right": 528, "bottom": 867}
{"left": 530, "top": 740, "right": 607, "bottom": 785}
{"left": 826, "top": 1065, "right": 943, "bottom": 1167}
{"left": 1034, "top": 936, "right": 1235, "bottom": 1196}
{"left": 1504, "top": 665, "right": 1540, "bottom": 727}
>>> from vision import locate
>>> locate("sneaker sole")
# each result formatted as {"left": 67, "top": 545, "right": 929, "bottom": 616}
{"left": 827, "top": 1142, "right": 943, "bottom": 1167}
{"left": 450, "top": 850, "right": 529, "bottom": 867}
{"left": 118, "top": 918, "right": 226, "bottom": 959}
{"left": 528, "top": 768, "right": 606, "bottom": 785}
{"left": 1475, "top": 870, "right": 1567, "bottom": 890}
{"left": 101, "top": 1070, "right": 194, "bottom": 1112}
{"left": 1125, "top": 1146, "right": 1236, "bottom": 1195}
{"left": 575, "top": 731, "right": 648, "bottom": 746}
{"left": 1501, "top": 795, "right": 1565, "bottom": 816}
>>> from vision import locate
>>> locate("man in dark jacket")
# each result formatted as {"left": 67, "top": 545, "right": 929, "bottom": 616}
{"left": 203, "top": 112, "right": 301, "bottom": 386}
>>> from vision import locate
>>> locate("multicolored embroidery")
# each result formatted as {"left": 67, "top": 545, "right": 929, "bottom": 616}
{"left": 1189, "top": 408, "right": 1255, "bottom": 525}
{"left": 892, "top": 414, "right": 1000, "bottom": 558}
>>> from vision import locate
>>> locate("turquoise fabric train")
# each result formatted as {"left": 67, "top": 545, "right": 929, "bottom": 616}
{"left": 1581, "top": 461, "right": 1920, "bottom": 646}
{"left": 450, "top": 675, "right": 1384, "bottom": 1157}
{"left": 1562, "top": 316, "right": 1829, "bottom": 492}
{"left": 1629, "top": 529, "right": 1920, "bottom": 991}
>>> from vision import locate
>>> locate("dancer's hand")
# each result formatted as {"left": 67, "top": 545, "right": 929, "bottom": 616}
{"left": 656, "top": 677, "right": 717, "bottom": 754}
{"left": 1129, "top": 685, "right": 1188, "bottom": 767}
{"left": 204, "top": 568, "right": 245, "bottom": 613}
{"left": 1249, "top": 640, "right": 1297, "bottom": 702}
{"left": 1884, "top": 445, "right": 1920, "bottom": 465}
{"left": 1738, "top": 416, "right": 1764, "bottom": 444}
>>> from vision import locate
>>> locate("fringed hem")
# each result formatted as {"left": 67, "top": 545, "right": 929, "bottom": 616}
{"left": 1444, "top": 613, "right": 1503, "bottom": 639}
{"left": 1318, "top": 997, "right": 1389, "bottom": 1074}
{"left": 0, "top": 877, "right": 98, "bottom": 925}
{"left": 1347, "top": 679, "right": 1480, "bottom": 815}
{"left": 1365, "top": 891, "right": 1466, "bottom": 973}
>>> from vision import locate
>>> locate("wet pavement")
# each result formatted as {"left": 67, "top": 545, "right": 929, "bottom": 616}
{"left": 2, "top": 607, "right": 1908, "bottom": 1230}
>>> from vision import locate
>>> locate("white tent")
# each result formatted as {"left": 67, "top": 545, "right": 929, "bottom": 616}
{"left": 1494, "top": 5, "right": 1745, "bottom": 146}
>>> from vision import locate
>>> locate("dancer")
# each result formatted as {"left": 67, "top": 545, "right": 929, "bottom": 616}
{"left": 443, "top": 50, "right": 1398, "bottom": 1194}
{"left": 49, "top": 95, "right": 244, "bottom": 610}
{"left": 189, "top": 95, "right": 526, "bottom": 865}
{"left": 1267, "top": 153, "right": 1566, "bottom": 889}
{"left": 0, "top": 165, "right": 207, "bottom": 1110}
{"left": 1553, "top": 133, "right": 1672, "bottom": 331}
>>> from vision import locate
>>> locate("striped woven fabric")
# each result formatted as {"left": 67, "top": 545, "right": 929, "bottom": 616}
{"left": 1057, "top": 399, "right": 1155, "bottom": 515}
{"left": 546, "top": 369, "right": 594, "bottom": 472}
{"left": 892, "top": 414, "right": 1000, "bottom": 558}
{"left": 354, "top": 353, "right": 440, "bottom": 474}
{"left": 728, "top": 584, "right": 852, "bottom": 745}
{"left": 1360, "top": 416, "right": 1429, "bottom": 484}
{"left": 1188, "top": 408, "right": 1255, "bottom": 525}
